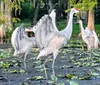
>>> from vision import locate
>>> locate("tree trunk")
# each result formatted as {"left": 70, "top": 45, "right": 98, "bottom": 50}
{"left": 87, "top": 10, "right": 94, "bottom": 31}
{"left": 33, "top": 0, "right": 40, "bottom": 25}
{"left": 58, "top": 0, "right": 61, "bottom": 7}
{"left": 0, "top": 1, "right": 5, "bottom": 44}
{"left": 33, "top": 0, "right": 36, "bottom": 8}
{"left": 5, "top": 0, "right": 13, "bottom": 30}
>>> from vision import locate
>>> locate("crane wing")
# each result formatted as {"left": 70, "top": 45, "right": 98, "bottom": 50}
{"left": 35, "top": 15, "right": 55, "bottom": 50}
{"left": 11, "top": 27, "right": 20, "bottom": 51}
{"left": 84, "top": 28, "right": 93, "bottom": 38}
{"left": 49, "top": 9, "right": 59, "bottom": 32}
{"left": 92, "top": 31, "right": 100, "bottom": 45}
{"left": 11, "top": 24, "right": 30, "bottom": 51}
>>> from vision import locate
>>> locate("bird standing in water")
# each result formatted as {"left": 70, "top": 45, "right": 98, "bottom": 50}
{"left": 77, "top": 20, "right": 100, "bottom": 51}
{"left": 34, "top": 8, "right": 79, "bottom": 79}
{"left": 11, "top": 24, "right": 36, "bottom": 70}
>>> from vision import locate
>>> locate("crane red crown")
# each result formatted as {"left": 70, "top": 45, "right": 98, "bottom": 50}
{"left": 75, "top": 8, "right": 78, "bottom": 10}
{"left": 78, "top": 20, "right": 80, "bottom": 22}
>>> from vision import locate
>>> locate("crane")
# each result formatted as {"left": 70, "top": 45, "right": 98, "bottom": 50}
{"left": 11, "top": 24, "right": 36, "bottom": 70}
{"left": 34, "top": 8, "right": 79, "bottom": 79}
{"left": 49, "top": 8, "right": 78, "bottom": 40}
{"left": 77, "top": 20, "right": 100, "bottom": 51}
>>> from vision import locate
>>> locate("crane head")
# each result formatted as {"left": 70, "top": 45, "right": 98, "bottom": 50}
{"left": 74, "top": 8, "right": 79, "bottom": 13}
{"left": 74, "top": 19, "right": 82, "bottom": 24}
{"left": 71, "top": 8, "right": 79, "bottom": 14}
{"left": 49, "top": 9, "right": 56, "bottom": 19}
{"left": 77, "top": 20, "right": 82, "bottom": 23}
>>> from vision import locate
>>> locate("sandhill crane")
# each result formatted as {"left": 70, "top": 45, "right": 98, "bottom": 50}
{"left": 11, "top": 24, "right": 36, "bottom": 70}
{"left": 49, "top": 8, "right": 78, "bottom": 40}
{"left": 77, "top": 20, "right": 100, "bottom": 51}
{"left": 34, "top": 8, "right": 79, "bottom": 79}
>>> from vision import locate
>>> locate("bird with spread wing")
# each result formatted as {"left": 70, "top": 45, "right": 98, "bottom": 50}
{"left": 34, "top": 8, "right": 79, "bottom": 78}
{"left": 11, "top": 24, "right": 36, "bottom": 70}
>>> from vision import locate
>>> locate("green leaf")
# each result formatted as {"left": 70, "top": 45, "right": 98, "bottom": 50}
{"left": 93, "top": 52, "right": 100, "bottom": 56}
{"left": 50, "top": 75, "right": 58, "bottom": 82}
{"left": 79, "top": 75, "right": 92, "bottom": 80}
{"left": 21, "top": 82, "right": 27, "bottom": 85}
{"left": 3, "top": 62, "right": 10, "bottom": 68}
{"left": 35, "top": 76, "right": 44, "bottom": 80}
{"left": 58, "top": 83, "right": 65, "bottom": 85}
{"left": 91, "top": 72, "right": 100, "bottom": 76}
{"left": 71, "top": 75, "right": 78, "bottom": 79}
{"left": 20, "top": 69, "right": 25, "bottom": 73}
{"left": 8, "top": 69, "right": 19, "bottom": 73}
{"left": 0, "top": 61, "right": 4, "bottom": 67}
{"left": 47, "top": 80, "right": 54, "bottom": 84}
{"left": 66, "top": 74, "right": 73, "bottom": 79}
{"left": 69, "top": 80, "right": 79, "bottom": 85}
{"left": 34, "top": 60, "right": 41, "bottom": 65}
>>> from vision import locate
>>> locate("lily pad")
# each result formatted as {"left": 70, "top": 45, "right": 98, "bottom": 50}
{"left": 50, "top": 74, "right": 58, "bottom": 82}
{"left": 69, "top": 80, "right": 79, "bottom": 85}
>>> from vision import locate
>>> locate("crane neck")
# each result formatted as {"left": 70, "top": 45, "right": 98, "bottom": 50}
{"left": 66, "top": 12, "right": 73, "bottom": 30}
{"left": 79, "top": 22, "right": 85, "bottom": 32}
{"left": 61, "top": 11, "right": 74, "bottom": 40}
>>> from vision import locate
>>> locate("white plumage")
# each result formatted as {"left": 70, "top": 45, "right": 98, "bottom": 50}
{"left": 34, "top": 8, "right": 79, "bottom": 78}
{"left": 77, "top": 20, "right": 100, "bottom": 51}
{"left": 11, "top": 24, "right": 36, "bottom": 70}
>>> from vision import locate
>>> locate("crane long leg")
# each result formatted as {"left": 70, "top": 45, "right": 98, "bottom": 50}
{"left": 43, "top": 56, "right": 51, "bottom": 79}
{"left": 24, "top": 52, "right": 28, "bottom": 70}
{"left": 90, "top": 48, "right": 93, "bottom": 62}
{"left": 52, "top": 50, "right": 58, "bottom": 76}
{"left": 52, "top": 57, "right": 56, "bottom": 76}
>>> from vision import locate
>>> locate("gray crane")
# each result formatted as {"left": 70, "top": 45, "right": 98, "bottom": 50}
{"left": 77, "top": 20, "right": 100, "bottom": 51}
{"left": 34, "top": 8, "right": 79, "bottom": 79}
{"left": 11, "top": 24, "right": 36, "bottom": 70}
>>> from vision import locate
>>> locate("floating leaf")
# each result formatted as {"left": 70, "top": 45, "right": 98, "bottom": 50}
{"left": 3, "top": 62, "right": 10, "bottom": 68}
{"left": 79, "top": 75, "right": 91, "bottom": 80}
{"left": 58, "top": 83, "right": 65, "bottom": 85}
{"left": 39, "top": 68, "right": 44, "bottom": 72}
{"left": 66, "top": 74, "right": 73, "bottom": 79}
{"left": 93, "top": 52, "right": 99, "bottom": 56}
{"left": 98, "top": 58, "right": 100, "bottom": 62}
{"left": 58, "top": 74, "right": 64, "bottom": 78}
{"left": 20, "top": 69, "right": 25, "bottom": 73}
{"left": 71, "top": 75, "right": 78, "bottom": 79}
{"left": 47, "top": 80, "right": 54, "bottom": 84}
{"left": 91, "top": 72, "right": 100, "bottom": 76}
{"left": 34, "top": 60, "right": 41, "bottom": 65}
{"left": 48, "top": 58, "right": 53, "bottom": 62}
{"left": 21, "top": 82, "right": 27, "bottom": 85}
{"left": 69, "top": 80, "right": 79, "bottom": 85}
{"left": 8, "top": 69, "right": 19, "bottom": 73}
{"left": 35, "top": 76, "right": 44, "bottom": 80}
{"left": 50, "top": 74, "right": 58, "bottom": 82}
{"left": 28, "top": 76, "right": 44, "bottom": 81}
{"left": 0, "top": 61, "right": 4, "bottom": 67}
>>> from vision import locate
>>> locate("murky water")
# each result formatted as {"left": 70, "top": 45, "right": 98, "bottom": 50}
{"left": 0, "top": 43, "right": 100, "bottom": 85}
